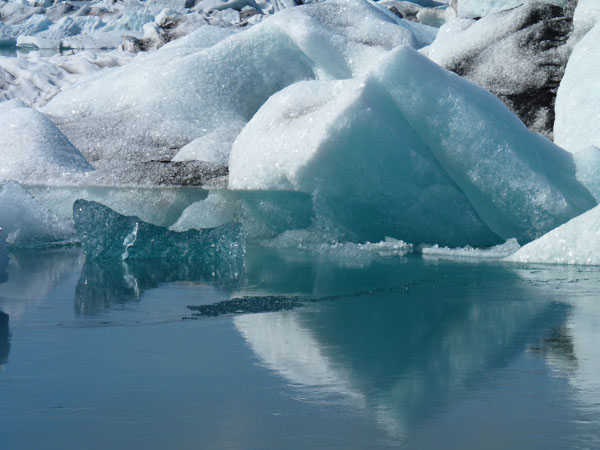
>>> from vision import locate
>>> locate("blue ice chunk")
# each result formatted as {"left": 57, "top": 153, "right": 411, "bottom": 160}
{"left": 73, "top": 199, "right": 245, "bottom": 263}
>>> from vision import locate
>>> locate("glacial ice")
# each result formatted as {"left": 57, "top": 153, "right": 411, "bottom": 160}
{"left": 230, "top": 46, "right": 595, "bottom": 244}
{"left": 574, "top": 147, "right": 600, "bottom": 202}
{"left": 43, "top": 0, "right": 435, "bottom": 167}
{"left": 423, "top": 2, "right": 572, "bottom": 138}
{"left": 0, "top": 229, "right": 7, "bottom": 284}
{"left": 73, "top": 199, "right": 245, "bottom": 263}
{"left": 506, "top": 206, "right": 600, "bottom": 265}
{"left": 0, "top": 99, "right": 93, "bottom": 183}
{"left": 0, "top": 181, "right": 77, "bottom": 247}
{"left": 422, "top": 238, "right": 520, "bottom": 260}
{"left": 171, "top": 190, "right": 314, "bottom": 239}
{"left": 554, "top": 23, "right": 600, "bottom": 154}
{"left": 572, "top": 0, "right": 600, "bottom": 42}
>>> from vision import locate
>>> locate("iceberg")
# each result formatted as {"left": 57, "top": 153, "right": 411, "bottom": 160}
{"left": 505, "top": 206, "right": 600, "bottom": 265}
{"left": 0, "top": 99, "right": 93, "bottom": 183}
{"left": 230, "top": 46, "right": 595, "bottom": 245}
{"left": 573, "top": 147, "right": 600, "bottom": 202}
{"left": 0, "top": 181, "right": 77, "bottom": 247}
{"left": 43, "top": 0, "right": 435, "bottom": 167}
{"left": 0, "top": 229, "right": 7, "bottom": 284}
{"left": 572, "top": 0, "right": 600, "bottom": 42}
{"left": 73, "top": 199, "right": 245, "bottom": 263}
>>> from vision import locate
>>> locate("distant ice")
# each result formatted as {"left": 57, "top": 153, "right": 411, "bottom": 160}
{"left": 455, "top": 0, "right": 565, "bottom": 18}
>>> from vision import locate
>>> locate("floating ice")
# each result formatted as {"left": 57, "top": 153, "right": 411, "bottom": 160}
{"left": 0, "top": 181, "right": 77, "bottom": 247}
{"left": 505, "top": 206, "right": 600, "bottom": 265}
{"left": 422, "top": 238, "right": 520, "bottom": 260}
{"left": 230, "top": 46, "right": 595, "bottom": 245}
{"left": 73, "top": 199, "right": 245, "bottom": 263}
{"left": 0, "top": 229, "right": 7, "bottom": 284}
{"left": 0, "top": 99, "right": 93, "bottom": 183}
{"left": 171, "top": 190, "right": 314, "bottom": 239}
{"left": 554, "top": 23, "right": 600, "bottom": 154}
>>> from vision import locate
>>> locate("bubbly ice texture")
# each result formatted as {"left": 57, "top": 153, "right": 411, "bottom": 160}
{"left": 0, "top": 181, "right": 77, "bottom": 247}
{"left": 554, "top": 24, "right": 600, "bottom": 154}
{"left": 230, "top": 46, "right": 596, "bottom": 245}
{"left": 43, "top": 0, "right": 436, "bottom": 167}
{"left": 505, "top": 206, "right": 600, "bottom": 265}
{"left": 73, "top": 199, "right": 245, "bottom": 264}
{"left": 0, "top": 99, "right": 93, "bottom": 183}
{"left": 455, "top": 0, "right": 565, "bottom": 18}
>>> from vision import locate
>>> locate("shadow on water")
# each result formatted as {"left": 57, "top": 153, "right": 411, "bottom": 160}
{"left": 75, "top": 258, "right": 244, "bottom": 316}
{"left": 0, "top": 311, "right": 8, "bottom": 364}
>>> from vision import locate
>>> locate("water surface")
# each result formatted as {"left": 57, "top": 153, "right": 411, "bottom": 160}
{"left": 1, "top": 246, "right": 600, "bottom": 449}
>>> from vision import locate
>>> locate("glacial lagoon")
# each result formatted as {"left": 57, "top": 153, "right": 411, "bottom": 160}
{"left": 2, "top": 245, "right": 600, "bottom": 449}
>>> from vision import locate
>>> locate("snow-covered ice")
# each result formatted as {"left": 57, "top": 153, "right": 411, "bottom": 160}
{"left": 0, "top": 99, "right": 93, "bottom": 183}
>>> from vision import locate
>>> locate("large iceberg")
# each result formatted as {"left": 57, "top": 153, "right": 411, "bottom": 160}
{"left": 505, "top": 206, "right": 600, "bottom": 265}
{"left": 230, "top": 46, "right": 595, "bottom": 245}
{"left": 73, "top": 199, "right": 245, "bottom": 263}
{"left": 43, "top": 0, "right": 435, "bottom": 167}
{"left": 0, "top": 99, "right": 93, "bottom": 183}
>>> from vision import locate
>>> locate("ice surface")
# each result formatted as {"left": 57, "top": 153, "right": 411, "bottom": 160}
{"left": 572, "top": 0, "right": 600, "bottom": 42}
{"left": 0, "top": 181, "right": 76, "bottom": 247}
{"left": 43, "top": 0, "right": 435, "bottom": 167}
{"left": 0, "top": 229, "right": 7, "bottom": 284}
{"left": 26, "top": 185, "right": 209, "bottom": 227}
{"left": 171, "top": 190, "right": 314, "bottom": 239}
{"left": 230, "top": 46, "right": 595, "bottom": 244}
{"left": 506, "top": 206, "right": 600, "bottom": 265}
{"left": 554, "top": 24, "right": 600, "bottom": 154}
{"left": 73, "top": 199, "right": 245, "bottom": 263}
{"left": 573, "top": 147, "right": 600, "bottom": 202}
{"left": 422, "top": 238, "right": 520, "bottom": 260}
{"left": 229, "top": 76, "right": 499, "bottom": 246}
{"left": 455, "top": 0, "right": 565, "bottom": 18}
{"left": 423, "top": 3, "right": 572, "bottom": 138}
{"left": 0, "top": 99, "right": 93, "bottom": 183}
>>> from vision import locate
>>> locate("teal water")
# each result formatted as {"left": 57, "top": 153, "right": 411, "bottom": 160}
{"left": 1, "top": 246, "right": 600, "bottom": 449}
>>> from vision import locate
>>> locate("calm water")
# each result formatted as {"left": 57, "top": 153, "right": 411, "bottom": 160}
{"left": 1, "top": 245, "right": 600, "bottom": 449}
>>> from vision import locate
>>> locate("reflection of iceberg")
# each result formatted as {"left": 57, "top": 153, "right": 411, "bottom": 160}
{"left": 0, "top": 248, "right": 83, "bottom": 319}
{"left": 235, "top": 259, "right": 568, "bottom": 438}
{"left": 75, "top": 258, "right": 243, "bottom": 316}
{"left": 0, "top": 311, "right": 8, "bottom": 365}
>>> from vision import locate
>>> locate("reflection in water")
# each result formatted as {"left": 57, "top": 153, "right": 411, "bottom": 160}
{"left": 0, "top": 311, "right": 8, "bottom": 365}
{"left": 0, "top": 249, "right": 83, "bottom": 319}
{"left": 75, "top": 258, "right": 244, "bottom": 316}
{"left": 235, "top": 258, "right": 571, "bottom": 439}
